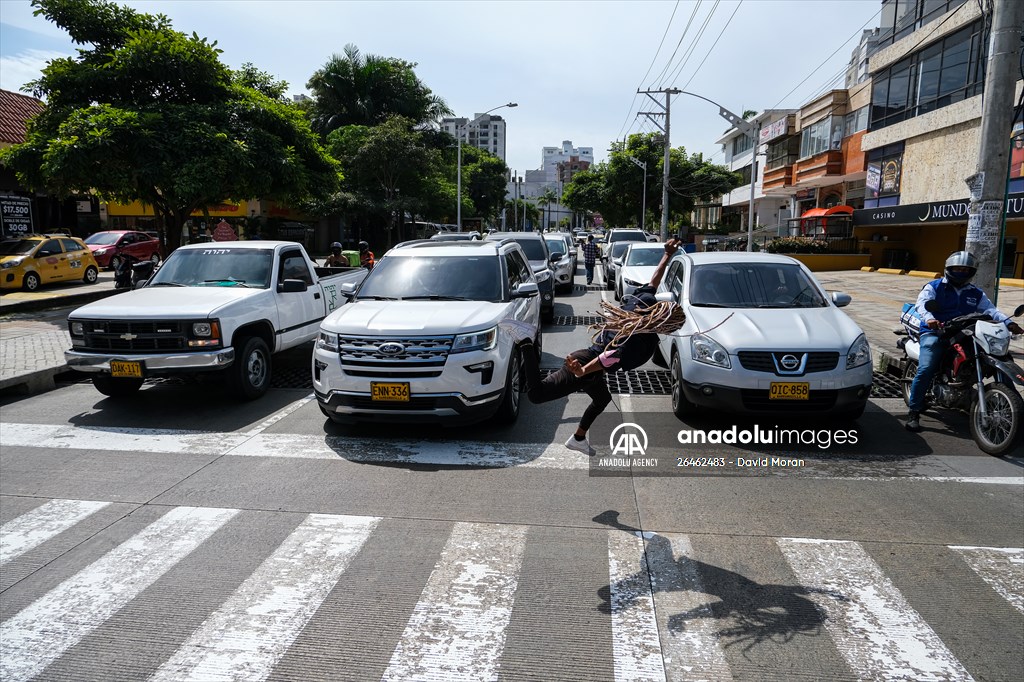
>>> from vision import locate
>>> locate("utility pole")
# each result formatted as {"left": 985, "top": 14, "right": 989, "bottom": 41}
{"left": 965, "top": 0, "right": 1023, "bottom": 302}
{"left": 638, "top": 88, "right": 680, "bottom": 241}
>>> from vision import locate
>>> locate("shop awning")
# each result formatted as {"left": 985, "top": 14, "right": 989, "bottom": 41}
{"left": 799, "top": 208, "right": 828, "bottom": 218}
{"left": 824, "top": 205, "right": 854, "bottom": 215}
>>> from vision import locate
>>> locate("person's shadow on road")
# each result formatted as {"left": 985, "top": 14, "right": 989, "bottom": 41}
{"left": 593, "top": 510, "right": 848, "bottom": 655}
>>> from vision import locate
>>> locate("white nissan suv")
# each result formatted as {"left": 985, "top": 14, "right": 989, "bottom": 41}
{"left": 313, "top": 239, "right": 542, "bottom": 425}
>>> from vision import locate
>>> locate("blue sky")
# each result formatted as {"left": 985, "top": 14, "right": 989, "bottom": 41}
{"left": 0, "top": 0, "right": 883, "bottom": 175}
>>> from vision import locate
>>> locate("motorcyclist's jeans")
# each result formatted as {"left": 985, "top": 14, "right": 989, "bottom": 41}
{"left": 908, "top": 333, "right": 941, "bottom": 413}
{"left": 521, "top": 346, "right": 611, "bottom": 432}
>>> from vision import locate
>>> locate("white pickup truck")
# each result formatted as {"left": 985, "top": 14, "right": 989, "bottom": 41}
{"left": 65, "top": 241, "right": 366, "bottom": 400}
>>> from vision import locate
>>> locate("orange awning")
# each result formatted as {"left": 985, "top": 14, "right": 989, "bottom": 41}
{"left": 800, "top": 208, "right": 828, "bottom": 218}
{"left": 824, "top": 205, "right": 854, "bottom": 215}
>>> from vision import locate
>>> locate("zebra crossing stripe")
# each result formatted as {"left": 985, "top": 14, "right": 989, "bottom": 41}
{"left": 777, "top": 538, "right": 973, "bottom": 681}
{"left": 949, "top": 546, "right": 1024, "bottom": 614}
{"left": 150, "top": 513, "right": 380, "bottom": 682}
{"left": 0, "top": 506, "right": 237, "bottom": 682}
{"left": 0, "top": 499, "right": 110, "bottom": 566}
{"left": 607, "top": 531, "right": 667, "bottom": 682}
{"left": 0, "top": 422, "right": 249, "bottom": 455}
{"left": 645, "top": 533, "right": 732, "bottom": 681}
{"left": 382, "top": 522, "right": 528, "bottom": 681}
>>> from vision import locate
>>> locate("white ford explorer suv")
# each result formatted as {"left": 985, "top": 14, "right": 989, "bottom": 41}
{"left": 313, "top": 239, "right": 542, "bottom": 425}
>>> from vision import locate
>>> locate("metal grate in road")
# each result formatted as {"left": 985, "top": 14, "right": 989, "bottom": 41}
{"left": 539, "top": 368, "right": 673, "bottom": 395}
{"left": 551, "top": 316, "right": 604, "bottom": 326}
{"left": 871, "top": 370, "right": 903, "bottom": 399}
{"left": 573, "top": 285, "right": 606, "bottom": 292}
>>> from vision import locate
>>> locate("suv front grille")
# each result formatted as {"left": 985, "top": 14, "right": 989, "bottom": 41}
{"left": 339, "top": 335, "right": 454, "bottom": 377}
{"left": 79, "top": 320, "right": 188, "bottom": 353}
{"left": 737, "top": 351, "right": 839, "bottom": 376}
{"left": 741, "top": 389, "right": 838, "bottom": 411}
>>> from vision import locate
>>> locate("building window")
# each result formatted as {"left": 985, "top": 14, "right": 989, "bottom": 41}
{"left": 736, "top": 164, "right": 752, "bottom": 186}
{"left": 875, "top": 0, "right": 967, "bottom": 51}
{"left": 799, "top": 117, "right": 843, "bottom": 159}
{"left": 844, "top": 106, "right": 868, "bottom": 135}
{"left": 766, "top": 136, "right": 800, "bottom": 170}
{"left": 732, "top": 135, "right": 753, "bottom": 156}
{"left": 870, "top": 20, "right": 985, "bottom": 130}
{"left": 865, "top": 143, "right": 905, "bottom": 208}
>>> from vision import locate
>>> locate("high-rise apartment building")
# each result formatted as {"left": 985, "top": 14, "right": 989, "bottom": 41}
{"left": 440, "top": 113, "right": 509, "bottom": 161}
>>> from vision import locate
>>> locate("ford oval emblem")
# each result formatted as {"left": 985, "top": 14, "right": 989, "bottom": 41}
{"left": 780, "top": 354, "right": 800, "bottom": 370}
{"left": 378, "top": 342, "right": 405, "bottom": 355}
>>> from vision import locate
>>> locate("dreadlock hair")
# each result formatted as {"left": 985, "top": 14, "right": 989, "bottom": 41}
{"left": 590, "top": 300, "right": 686, "bottom": 351}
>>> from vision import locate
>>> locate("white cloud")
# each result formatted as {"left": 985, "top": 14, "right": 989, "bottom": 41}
{"left": 0, "top": 48, "right": 69, "bottom": 94}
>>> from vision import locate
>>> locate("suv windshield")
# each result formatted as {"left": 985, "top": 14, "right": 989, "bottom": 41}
{"left": 358, "top": 255, "right": 502, "bottom": 301}
{"left": 689, "top": 263, "right": 827, "bottom": 308}
{"left": 506, "top": 239, "right": 546, "bottom": 261}
{"left": 545, "top": 239, "right": 566, "bottom": 255}
{"left": 0, "top": 239, "right": 39, "bottom": 256}
{"left": 84, "top": 233, "right": 121, "bottom": 246}
{"left": 608, "top": 230, "right": 647, "bottom": 243}
{"left": 625, "top": 248, "right": 663, "bottom": 266}
{"left": 149, "top": 247, "right": 274, "bottom": 288}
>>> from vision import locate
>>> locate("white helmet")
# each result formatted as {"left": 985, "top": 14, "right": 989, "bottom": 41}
{"left": 944, "top": 251, "right": 977, "bottom": 287}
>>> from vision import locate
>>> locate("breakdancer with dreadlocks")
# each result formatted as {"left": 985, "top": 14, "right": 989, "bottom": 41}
{"left": 517, "top": 239, "right": 686, "bottom": 456}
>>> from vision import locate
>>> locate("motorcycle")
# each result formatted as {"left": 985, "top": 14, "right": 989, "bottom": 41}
{"left": 113, "top": 253, "right": 157, "bottom": 290}
{"left": 896, "top": 300, "right": 1024, "bottom": 455}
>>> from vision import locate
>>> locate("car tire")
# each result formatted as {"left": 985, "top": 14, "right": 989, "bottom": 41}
{"left": 670, "top": 352, "right": 696, "bottom": 419}
{"left": 22, "top": 271, "right": 41, "bottom": 292}
{"left": 109, "top": 255, "right": 122, "bottom": 272}
{"left": 542, "top": 306, "right": 554, "bottom": 323}
{"left": 493, "top": 347, "right": 523, "bottom": 424}
{"left": 92, "top": 375, "right": 143, "bottom": 397}
{"left": 150, "top": 252, "right": 161, "bottom": 265}
{"left": 226, "top": 336, "right": 271, "bottom": 400}
{"left": 83, "top": 265, "right": 98, "bottom": 284}
{"left": 614, "top": 282, "right": 622, "bottom": 302}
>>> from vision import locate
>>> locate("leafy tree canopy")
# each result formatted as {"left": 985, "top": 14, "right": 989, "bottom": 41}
{"left": 1, "top": 0, "right": 337, "bottom": 251}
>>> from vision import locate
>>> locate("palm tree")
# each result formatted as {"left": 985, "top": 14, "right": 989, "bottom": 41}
{"left": 536, "top": 187, "right": 559, "bottom": 231}
{"left": 306, "top": 44, "right": 452, "bottom": 137}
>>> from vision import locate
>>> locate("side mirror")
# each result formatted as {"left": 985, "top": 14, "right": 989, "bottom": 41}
{"left": 924, "top": 299, "right": 941, "bottom": 313}
{"left": 549, "top": 252, "right": 560, "bottom": 262}
{"left": 278, "top": 279, "right": 308, "bottom": 293}
{"left": 831, "top": 292, "right": 852, "bottom": 307}
{"left": 1013, "top": 304, "right": 1024, "bottom": 317}
{"left": 655, "top": 291, "right": 674, "bottom": 303}
{"left": 512, "top": 281, "right": 539, "bottom": 298}
{"left": 339, "top": 282, "right": 357, "bottom": 299}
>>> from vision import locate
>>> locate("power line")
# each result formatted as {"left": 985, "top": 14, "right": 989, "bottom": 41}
{"left": 664, "top": 0, "right": 722, "bottom": 87}
{"left": 615, "top": 0, "right": 683, "bottom": 142}
{"left": 650, "top": 0, "right": 704, "bottom": 87}
{"left": 680, "top": 0, "right": 744, "bottom": 90}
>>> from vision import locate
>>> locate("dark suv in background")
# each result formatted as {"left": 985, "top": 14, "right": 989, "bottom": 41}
{"left": 486, "top": 232, "right": 555, "bottom": 322}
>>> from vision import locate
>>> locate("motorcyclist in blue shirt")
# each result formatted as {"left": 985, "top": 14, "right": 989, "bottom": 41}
{"left": 905, "top": 251, "right": 1023, "bottom": 432}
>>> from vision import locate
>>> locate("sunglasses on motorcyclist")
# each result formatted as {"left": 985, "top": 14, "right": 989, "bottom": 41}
{"left": 948, "top": 267, "right": 973, "bottom": 276}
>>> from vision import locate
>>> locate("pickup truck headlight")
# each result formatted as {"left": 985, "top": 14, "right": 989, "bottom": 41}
{"left": 452, "top": 327, "right": 498, "bottom": 353}
{"left": 691, "top": 333, "right": 731, "bottom": 368}
{"left": 845, "top": 334, "right": 871, "bottom": 369}
{"left": 1, "top": 259, "right": 24, "bottom": 269}
{"left": 188, "top": 320, "right": 221, "bottom": 348}
{"left": 317, "top": 331, "right": 340, "bottom": 352}
{"left": 70, "top": 321, "right": 84, "bottom": 336}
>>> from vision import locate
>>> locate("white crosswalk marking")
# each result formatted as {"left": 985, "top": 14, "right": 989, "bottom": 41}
{"left": 950, "top": 546, "right": 1024, "bottom": 614}
{"left": 607, "top": 531, "right": 667, "bottom": 682}
{"left": 645, "top": 533, "right": 732, "bottom": 681}
{"left": 0, "top": 499, "right": 110, "bottom": 566}
{"left": 150, "top": 513, "right": 380, "bottom": 682}
{"left": 777, "top": 538, "right": 974, "bottom": 682}
{"left": 0, "top": 506, "right": 237, "bottom": 682}
{"left": 382, "top": 522, "right": 528, "bottom": 681}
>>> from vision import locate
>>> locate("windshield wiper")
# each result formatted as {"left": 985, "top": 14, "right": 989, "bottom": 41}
{"left": 150, "top": 282, "right": 186, "bottom": 287}
{"left": 203, "top": 279, "right": 251, "bottom": 288}
{"left": 401, "top": 295, "right": 475, "bottom": 301}
{"left": 690, "top": 302, "right": 731, "bottom": 308}
{"left": 359, "top": 295, "right": 398, "bottom": 300}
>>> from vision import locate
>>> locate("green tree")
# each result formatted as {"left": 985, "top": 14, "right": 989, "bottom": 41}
{"left": 1, "top": 0, "right": 337, "bottom": 252}
{"left": 458, "top": 144, "right": 509, "bottom": 224}
{"left": 505, "top": 198, "right": 540, "bottom": 230}
{"left": 536, "top": 187, "right": 559, "bottom": 231}
{"left": 306, "top": 44, "right": 452, "bottom": 137}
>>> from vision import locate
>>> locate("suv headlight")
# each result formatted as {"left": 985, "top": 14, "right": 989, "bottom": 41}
{"left": 846, "top": 334, "right": 871, "bottom": 369}
{"left": 317, "top": 330, "right": 340, "bottom": 352}
{"left": 534, "top": 269, "right": 551, "bottom": 282}
{"left": 981, "top": 332, "right": 1009, "bottom": 357}
{"left": 1, "top": 259, "right": 24, "bottom": 269}
{"left": 452, "top": 327, "right": 498, "bottom": 353}
{"left": 691, "top": 333, "right": 731, "bottom": 368}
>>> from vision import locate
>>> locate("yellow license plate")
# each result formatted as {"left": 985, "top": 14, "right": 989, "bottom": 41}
{"left": 371, "top": 382, "right": 410, "bottom": 402}
{"left": 110, "top": 360, "right": 142, "bottom": 378}
{"left": 769, "top": 382, "right": 809, "bottom": 400}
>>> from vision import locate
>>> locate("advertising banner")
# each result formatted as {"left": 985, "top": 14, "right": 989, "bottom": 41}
{"left": 0, "top": 195, "right": 33, "bottom": 238}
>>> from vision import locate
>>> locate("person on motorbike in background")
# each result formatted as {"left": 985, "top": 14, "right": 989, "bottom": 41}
{"left": 324, "top": 242, "right": 347, "bottom": 267}
{"left": 905, "top": 251, "right": 1023, "bottom": 432}
{"left": 359, "top": 241, "right": 375, "bottom": 270}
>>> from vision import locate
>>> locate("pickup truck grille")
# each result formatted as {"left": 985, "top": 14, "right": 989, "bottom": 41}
{"left": 338, "top": 335, "right": 454, "bottom": 377}
{"left": 78, "top": 320, "right": 188, "bottom": 353}
{"left": 737, "top": 351, "right": 840, "bottom": 376}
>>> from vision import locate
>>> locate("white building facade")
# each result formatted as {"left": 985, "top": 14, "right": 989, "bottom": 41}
{"left": 440, "top": 113, "right": 509, "bottom": 161}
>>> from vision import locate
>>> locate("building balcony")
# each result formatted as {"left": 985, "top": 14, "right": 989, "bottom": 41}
{"left": 763, "top": 165, "right": 795, "bottom": 194}
{"left": 795, "top": 150, "right": 844, "bottom": 184}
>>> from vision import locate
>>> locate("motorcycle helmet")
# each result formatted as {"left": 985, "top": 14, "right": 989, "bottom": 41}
{"left": 944, "top": 251, "right": 977, "bottom": 287}
{"left": 330, "top": 241, "right": 342, "bottom": 255}
{"left": 359, "top": 240, "right": 369, "bottom": 252}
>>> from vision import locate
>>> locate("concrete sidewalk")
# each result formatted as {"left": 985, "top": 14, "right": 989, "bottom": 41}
{"left": 0, "top": 270, "right": 1020, "bottom": 397}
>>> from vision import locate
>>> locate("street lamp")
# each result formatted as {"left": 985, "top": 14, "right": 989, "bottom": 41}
{"left": 457, "top": 102, "right": 518, "bottom": 231}
{"left": 628, "top": 156, "right": 648, "bottom": 231}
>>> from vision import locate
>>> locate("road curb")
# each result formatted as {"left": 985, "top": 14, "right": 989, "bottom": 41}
{"left": 0, "top": 287, "right": 121, "bottom": 315}
{"left": 0, "top": 365, "right": 78, "bottom": 396}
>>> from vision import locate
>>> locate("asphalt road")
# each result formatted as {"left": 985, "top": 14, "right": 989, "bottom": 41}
{"left": 1, "top": 265, "right": 1022, "bottom": 682}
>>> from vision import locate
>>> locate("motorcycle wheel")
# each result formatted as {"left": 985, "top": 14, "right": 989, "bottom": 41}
{"left": 969, "top": 383, "right": 1023, "bottom": 456}
{"left": 900, "top": 360, "right": 917, "bottom": 407}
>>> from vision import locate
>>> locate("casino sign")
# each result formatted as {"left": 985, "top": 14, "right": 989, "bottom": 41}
{"left": 854, "top": 194, "right": 1024, "bottom": 226}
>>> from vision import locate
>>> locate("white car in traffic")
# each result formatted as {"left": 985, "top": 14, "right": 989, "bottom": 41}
{"left": 655, "top": 252, "right": 872, "bottom": 419}
{"left": 615, "top": 242, "right": 666, "bottom": 301}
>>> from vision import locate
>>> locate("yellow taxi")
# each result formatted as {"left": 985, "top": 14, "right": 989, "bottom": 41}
{"left": 0, "top": 234, "right": 100, "bottom": 291}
